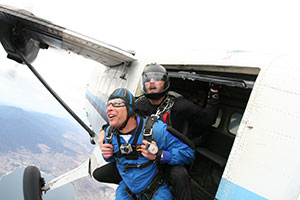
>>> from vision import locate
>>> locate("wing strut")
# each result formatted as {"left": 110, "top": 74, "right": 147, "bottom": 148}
{"left": 13, "top": 45, "right": 97, "bottom": 144}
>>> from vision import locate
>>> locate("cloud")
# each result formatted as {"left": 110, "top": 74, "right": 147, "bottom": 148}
{"left": 0, "top": 44, "right": 95, "bottom": 120}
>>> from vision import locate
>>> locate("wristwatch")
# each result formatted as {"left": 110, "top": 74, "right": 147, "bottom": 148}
{"left": 147, "top": 143, "right": 159, "bottom": 154}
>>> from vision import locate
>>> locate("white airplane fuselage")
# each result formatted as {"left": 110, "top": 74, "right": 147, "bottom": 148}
{"left": 1, "top": 5, "right": 300, "bottom": 200}
{"left": 85, "top": 51, "right": 300, "bottom": 200}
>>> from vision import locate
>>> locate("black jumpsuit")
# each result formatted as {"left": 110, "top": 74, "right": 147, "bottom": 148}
{"left": 135, "top": 93, "right": 219, "bottom": 140}
{"left": 134, "top": 92, "right": 219, "bottom": 200}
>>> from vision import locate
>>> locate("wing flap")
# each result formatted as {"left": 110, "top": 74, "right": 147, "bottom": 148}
{"left": 0, "top": 5, "right": 136, "bottom": 66}
{"left": 62, "top": 29, "right": 136, "bottom": 66}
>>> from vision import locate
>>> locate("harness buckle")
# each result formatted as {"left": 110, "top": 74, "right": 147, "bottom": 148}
{"left": 106, "top": 127, "right": 115, "bottom": 143}
{"left": 143, "top": 126, "right": 153, "bottom": 137}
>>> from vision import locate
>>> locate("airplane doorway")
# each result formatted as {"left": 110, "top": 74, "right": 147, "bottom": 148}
{"left": 167, "top": 67, "right": 259, "bottom": 199}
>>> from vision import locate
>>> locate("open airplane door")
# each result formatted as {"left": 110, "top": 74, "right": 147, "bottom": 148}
{"left": 0, "top": 5, "right": 136, "bottom": 199}
{"left": 216, "top": 55, "right": 300, "bottom": 200}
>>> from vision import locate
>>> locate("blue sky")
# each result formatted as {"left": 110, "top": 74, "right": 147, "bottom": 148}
{"left": 1, "top": 0, "right": 300, "bottom": 121}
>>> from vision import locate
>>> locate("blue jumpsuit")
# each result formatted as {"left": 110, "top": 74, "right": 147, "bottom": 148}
{"left": 104, "top": 116, "right": 195, "bottom": 199}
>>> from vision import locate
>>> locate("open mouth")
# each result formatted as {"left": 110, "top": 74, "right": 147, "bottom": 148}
{"left": 150, "top": 86, "right": 157, "bottom": 91}
{"left": 108, "top": 114, "right": 115, "bottom": 119}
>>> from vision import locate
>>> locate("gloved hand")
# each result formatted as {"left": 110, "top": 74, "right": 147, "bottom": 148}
{"left": 209, "top": 82, "right": 222, "bottom": 91}
{"left": 208, "top": 83, "right": 221, "bottom": 100}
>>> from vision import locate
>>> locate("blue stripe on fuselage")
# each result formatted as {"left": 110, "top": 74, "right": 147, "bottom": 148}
{"left": 85, "top": 90, "right": 108, "bottom": 122}
{"left": 216, "top": 178, "right": 267, "bottom": 200}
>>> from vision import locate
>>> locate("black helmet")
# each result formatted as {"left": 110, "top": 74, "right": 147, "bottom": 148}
{"left": 108, "top": 88, "right": 135, "bottom": 130}
{"left": 142, "top": 63, "right": 170, "bottom": 100}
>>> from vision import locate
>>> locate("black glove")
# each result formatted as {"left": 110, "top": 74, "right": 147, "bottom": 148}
{"left": 208, "top": 83, "right": 220, "bottom": 100}
{"left": 209, "top": 82, "right": 222, "bottom": 91}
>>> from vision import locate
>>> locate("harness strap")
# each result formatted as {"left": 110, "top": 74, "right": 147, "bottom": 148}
{"left": 115, "top": 146, "right": 162, "bottom": 172}
{"left": 132, "top": 117, "right": 144, "bottom": 144}
{"left": 143, "top": 115, "right": 157, "bottom": 142}
{"left": 115, "top": 159, "right": 154, "bottom": 172}
{"left": 114, "top": 148, "right": 142, "bottom": 159}
{"left": 106, "top": 126, "right": 115, "bottom": 144}
{"left": 155, "top": 95, "right": 175, "bottom": 122}
{"left": 125, "top": 171, "right": 165, "bottom": 200}
{"left": 125, "top": 187, "right": 137, "bottom": 200}
{"left": 107, "top": 117, "right": 144, "bottom": 159}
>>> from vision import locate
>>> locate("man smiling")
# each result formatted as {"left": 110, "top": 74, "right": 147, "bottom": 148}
{"left": 95, "top": 64, "right": 219, "bottom": 200}
{"left": 101, "top": 88, "right": 194, "bottom": 199}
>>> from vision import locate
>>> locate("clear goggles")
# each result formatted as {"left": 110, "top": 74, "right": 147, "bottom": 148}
{"left": 142, "top": 72, "right": 166, "bottom": 82}
{"left": 106, "top": 98, "right": 126, "bottom": 107}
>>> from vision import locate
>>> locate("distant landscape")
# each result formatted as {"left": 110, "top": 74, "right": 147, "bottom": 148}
{"left": 0, "top": 105, "right": 115, "bottom": 200}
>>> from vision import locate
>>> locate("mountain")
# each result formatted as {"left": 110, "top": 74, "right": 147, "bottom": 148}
{"left": 0, "top": 104, "right": 93, "bottom": 177}
{"left": 0, "top": 105, "right": 115, "bottom": 199}
{"left": 0, "top": 105, "right": 89, "bottom": 155}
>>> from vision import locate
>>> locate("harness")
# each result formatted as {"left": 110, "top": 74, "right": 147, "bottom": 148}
{"left": 106, "top": 116, "right": 161, "bottom": 170}
{"left": 104, "top": 92, "right": 181, "bottom": 199}
{"left": 153, "top": 95, "right": 174, "bottom": 125}
{"left": 125, "top": 170, "right": 165, "bottom": 200}
{"left": 114, "top": 117, "right": 143, "bottom": 160}
{"left": 105, "top": 116, "right": 164, "bottom": 199}
{"left": 136, "top": 91, "right": 182, "bottom": 125}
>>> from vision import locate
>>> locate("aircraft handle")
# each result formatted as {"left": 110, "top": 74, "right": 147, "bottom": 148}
{"left": 14, "top": 46, "right": 97, "bottom": 144}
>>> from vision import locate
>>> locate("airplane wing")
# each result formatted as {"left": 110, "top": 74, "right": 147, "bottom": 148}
{"left": 0, "top": 4, "right": 136, "bottom": 66}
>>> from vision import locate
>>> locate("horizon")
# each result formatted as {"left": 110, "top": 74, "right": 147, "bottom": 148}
{"left": 1, "top": 0, "right": 300, "bottom": 125}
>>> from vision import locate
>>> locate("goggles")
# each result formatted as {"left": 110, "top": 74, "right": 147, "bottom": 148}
{"left": 106, "top": 98, "right": 126, "bottom": 107}
{"left": 142, "top": 72, "right": 166, "bottom": 82}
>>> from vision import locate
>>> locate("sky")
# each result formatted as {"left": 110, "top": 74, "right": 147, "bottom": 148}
{"left": 1, "top": 0, "right": 300, "bottom": 122}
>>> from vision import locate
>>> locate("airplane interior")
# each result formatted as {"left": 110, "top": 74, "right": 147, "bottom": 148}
{"left": 164, "top": 65, "right": 259, "bottom": 199}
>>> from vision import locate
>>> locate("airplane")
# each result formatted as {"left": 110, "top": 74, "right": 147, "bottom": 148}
{"left": 1, "top": 4, "right": 300, "bottom": 200}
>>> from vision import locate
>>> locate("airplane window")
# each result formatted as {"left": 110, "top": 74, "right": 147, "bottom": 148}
{"left": 229, "top": 112, "right": 242, "bottom": 135}
{"left": 212, "top": 110, "right": 222, "bottom": 128}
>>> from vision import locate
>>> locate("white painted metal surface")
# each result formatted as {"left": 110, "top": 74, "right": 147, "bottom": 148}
{"left": 220, "top": 54, "right": 300, "bottom": 200}
{"left": 2, "top": 4, "right": 300, "bottom": 199}
{"left": 45, "top": 146, "right": 117, "bottom": 191}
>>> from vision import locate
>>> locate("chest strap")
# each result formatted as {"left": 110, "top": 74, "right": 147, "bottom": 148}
{"left": 107, "top": 116, "right": 161, "bottom": 171}
{"left": 113, "top": 117, "right": 144, "bottom": 160}
{"left": 115, "top": 158, "right": 154, "bottom": 173}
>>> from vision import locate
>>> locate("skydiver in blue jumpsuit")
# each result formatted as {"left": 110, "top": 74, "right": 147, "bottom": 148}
{"left": 101, "top": 88, "right": 194, "bottom": 199}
